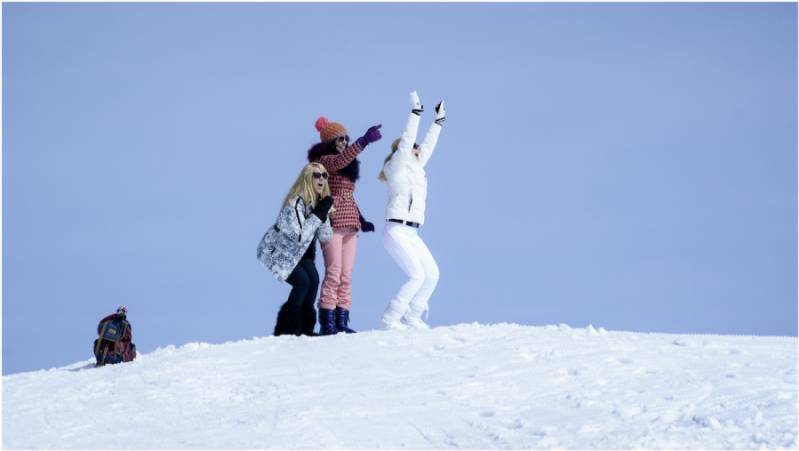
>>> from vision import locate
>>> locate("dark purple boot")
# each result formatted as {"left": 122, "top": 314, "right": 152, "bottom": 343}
{"left": 335, "top": 307, "right": 357, "bottom": 334}
{"left": 318, "top": 308, "right": 338, "bottom": 336}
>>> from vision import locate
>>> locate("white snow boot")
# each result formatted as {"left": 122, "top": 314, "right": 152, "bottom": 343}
{"left": 401, "top": 315, "right": 430, "bottom": 330}
{"left": 401, "top": 303, "right": 430, "bottom": 330}
{"left": 381, "top": 299, "right": 410, "bottom": 330}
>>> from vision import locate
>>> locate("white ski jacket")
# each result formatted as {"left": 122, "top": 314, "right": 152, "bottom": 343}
{"left": 382, "top": 113, "right": 442, "bottom": 225}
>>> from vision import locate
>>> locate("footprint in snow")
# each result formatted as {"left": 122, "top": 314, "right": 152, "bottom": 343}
{"left": 612, "top": 405, "right": 644, "bottom": 418}
{"left": 672, "top": 338, "right": 697, "bottom": 347}
{"left": 578, "top": 424, "right": 602, "bottom": 433}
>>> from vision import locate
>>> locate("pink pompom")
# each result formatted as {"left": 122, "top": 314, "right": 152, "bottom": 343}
{"left": 315, "top": 116, "right": 329, "bottom": 132}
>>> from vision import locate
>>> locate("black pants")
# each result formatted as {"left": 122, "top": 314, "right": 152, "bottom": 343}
{"left": 274, "top": 259, "right": 319, "bottom": 336}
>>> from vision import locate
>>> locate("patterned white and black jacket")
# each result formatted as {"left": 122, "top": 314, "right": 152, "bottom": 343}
{"left": 257, "top": 195, "right": 333, "bottom": 281}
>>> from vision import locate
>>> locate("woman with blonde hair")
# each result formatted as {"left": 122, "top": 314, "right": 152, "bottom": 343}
{"left": 257, "top": 162, "right": 335, "bottom": 336}
{"left": 379, "top": 91, "right": 446, "bottom": 330}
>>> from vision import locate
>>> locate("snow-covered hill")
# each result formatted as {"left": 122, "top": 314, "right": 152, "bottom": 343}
{"left": 2, "top": 323, "right": 797, "bottom": 449}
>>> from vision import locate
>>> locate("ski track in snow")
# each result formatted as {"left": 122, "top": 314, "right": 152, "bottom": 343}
{"left": 2, "top": 323, "right": 797, "bottom": 449}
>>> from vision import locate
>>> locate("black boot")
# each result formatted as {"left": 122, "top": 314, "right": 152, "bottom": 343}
{"left": 273, "top": 309, "right": 288, "bottom": 336}
{"left": 335, "top": 307, "right": 357, "bottom": 334}
{"left": 318, "top": 308, "right": 338, "bottom": 336}
{"left": 300, "top": 306, "right": 317, "bottom": 336}
{"left": 274, "top": 304, "right": 301, "bottom": 336}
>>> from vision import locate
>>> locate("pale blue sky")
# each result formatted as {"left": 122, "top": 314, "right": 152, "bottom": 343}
{"left": 3, "top": 3, "right": 796, "bottom": 374}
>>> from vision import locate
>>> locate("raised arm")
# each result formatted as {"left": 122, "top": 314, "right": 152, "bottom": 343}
{"left": 395, "top": 91, "right": 424, "bottom": 159}
{"left": 318, "top": 125, "right": 383, "bottom": 173}
{"left": 418, "top": 101, "right": 446, "bottom": 167}
{"left": 396, "top": 113, "right": 421, "bottom": 159}
{"left": 319, "top": 141, "right": 363, "bottom": 173}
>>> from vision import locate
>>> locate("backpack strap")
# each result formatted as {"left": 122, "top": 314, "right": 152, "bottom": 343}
{"left": 97, "top": 345, "right": 108, "bottom": 367}
{"left": 94, "top": 321, "right": 115, "bottom": 366}
{"left": 95, "top": 321, "right": 109, "bottom": 358}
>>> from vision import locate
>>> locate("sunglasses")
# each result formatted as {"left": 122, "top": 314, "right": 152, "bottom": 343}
{"left": 312, "top": 172, "right": 329, "bottom": 180}
{"left": 336, "top": 136, "right": 350, "bottom": 143}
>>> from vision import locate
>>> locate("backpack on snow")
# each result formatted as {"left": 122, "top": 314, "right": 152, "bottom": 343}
{"left": 94, "top": 306, "right": 136, "bottom": 367}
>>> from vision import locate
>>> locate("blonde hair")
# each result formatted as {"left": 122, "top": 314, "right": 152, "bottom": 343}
{"left": 283, "top": 162, "right": 331, "bottom": 209}
{"left": 377, "top": 138, "right": 402, "bottom": 182}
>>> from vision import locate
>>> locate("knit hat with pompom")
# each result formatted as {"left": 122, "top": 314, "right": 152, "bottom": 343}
{"left": 315, "top": 116, "right": 349, "bottom": 143}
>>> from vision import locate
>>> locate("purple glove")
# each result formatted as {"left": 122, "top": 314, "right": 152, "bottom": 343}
{"left": 359, "top": 214, "right": 375, "bottom": 233}
{"left": 355, "top": 124, "right": 382, "bottom": 149}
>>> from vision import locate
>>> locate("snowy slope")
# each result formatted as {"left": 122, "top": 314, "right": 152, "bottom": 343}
{"left": 2, "top": 323, "right": 797, "bottom": 449}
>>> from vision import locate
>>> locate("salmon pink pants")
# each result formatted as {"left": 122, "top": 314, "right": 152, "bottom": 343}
{"left": 319, "top": 229, "right": 358, "bottom": 310}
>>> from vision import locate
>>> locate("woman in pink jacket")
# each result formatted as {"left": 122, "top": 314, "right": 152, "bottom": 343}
{"left": 308, "top": 117, "right": 382, "bottom": 335}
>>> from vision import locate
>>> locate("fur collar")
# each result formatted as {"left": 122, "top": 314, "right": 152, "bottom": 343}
{"left": 307, "top": 141, "right": 360, "bottom": 182}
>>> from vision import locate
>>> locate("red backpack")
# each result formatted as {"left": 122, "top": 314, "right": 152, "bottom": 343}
{"left": 94, "top": 306, "right": 137, "bottom": 367}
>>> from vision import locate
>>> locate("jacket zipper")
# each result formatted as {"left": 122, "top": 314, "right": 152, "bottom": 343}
{"left": 295, "top": 198, "right": 303, "bottom": 242}
{"left": 408, "top": 194, "right": 413, "bottom": 212}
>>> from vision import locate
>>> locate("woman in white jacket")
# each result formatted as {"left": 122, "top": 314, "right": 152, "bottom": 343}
{"left": 378, "top": 91, "right": 446, "bottom": 330}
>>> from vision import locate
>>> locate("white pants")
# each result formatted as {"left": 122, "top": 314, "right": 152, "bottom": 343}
{"left": 382, "top": 222, "right": 440, "bottom": 321}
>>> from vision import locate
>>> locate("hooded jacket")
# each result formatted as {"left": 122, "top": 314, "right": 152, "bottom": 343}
{"left": 382, "top": 113, "right": 442, "bottom": 225}
{"left": 257, "top": 195, "right": 333, "bottom": 281}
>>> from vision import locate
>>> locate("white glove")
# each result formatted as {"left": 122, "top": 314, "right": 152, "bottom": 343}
{"left": 435, "top": 101, "right": 446, "bottom": 125}
{"left": 410, "top": 91, "right": 423, "bottom": 115}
